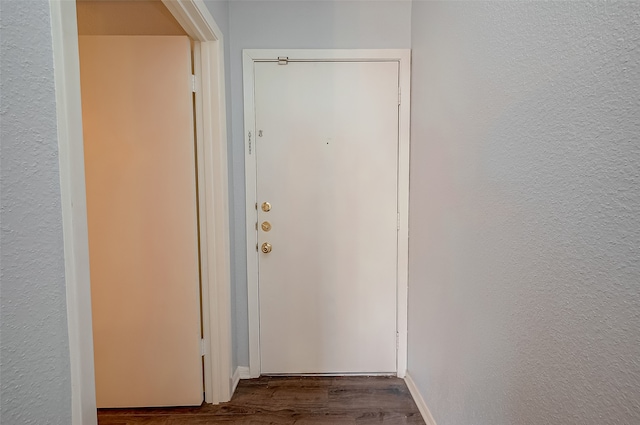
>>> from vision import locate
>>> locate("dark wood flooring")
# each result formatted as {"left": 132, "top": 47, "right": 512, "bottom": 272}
{"left": 97, "top": 376, "right": 425, "bottom": 424}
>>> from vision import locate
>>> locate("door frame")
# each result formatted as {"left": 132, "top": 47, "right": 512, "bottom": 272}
{"left": 50, "top": 1, "right": 232, "bottom": 423}
{"left": 243, "top": 49, "right": 411, "bottom": 378}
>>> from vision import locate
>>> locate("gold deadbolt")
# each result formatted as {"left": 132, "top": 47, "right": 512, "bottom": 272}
{"left": 261, "top": 242, "right": 272, "bottom": 254}
{"left": 261, "top": 221, "right": 272, "bottom": 232}
{"left": 261, "top": 202, "right": 271, "bottom": 212}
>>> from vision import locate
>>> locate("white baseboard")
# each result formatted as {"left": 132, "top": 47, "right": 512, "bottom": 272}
{"left": 231, "top": 366, "right": 251, "bottom": 395}
{"left": 238, "top": 366, "right": 251, "bottom": 379}
{"left": 404, "top": 372, "right": 437, "bottom": 425}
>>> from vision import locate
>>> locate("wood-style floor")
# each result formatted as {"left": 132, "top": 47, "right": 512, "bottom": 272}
{"left": 97, "top": 376, "right": 425, "bottom": 424}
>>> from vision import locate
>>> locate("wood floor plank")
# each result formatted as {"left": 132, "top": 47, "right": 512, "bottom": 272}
{"left": 97, "top": 376, "right": 425, "bottom": 425}
{"left": 97, "top": 415, "right": 170, "bottom": 425}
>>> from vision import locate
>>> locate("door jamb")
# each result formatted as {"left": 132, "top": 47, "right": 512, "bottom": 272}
{"left": 242, "top": 49, "right": 411, "bottom": 378}
{"left": 50, "top": 1, "right": 232, "bottom": 423}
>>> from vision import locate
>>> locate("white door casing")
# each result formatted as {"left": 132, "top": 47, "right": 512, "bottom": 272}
{"left": 243, "top": 50, "right": 411, "bottom": 377}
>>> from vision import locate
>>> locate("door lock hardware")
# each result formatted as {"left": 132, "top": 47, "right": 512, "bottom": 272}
{"left": 261, "top": 202, "right": 271, "bottom": 212}
{"left": 261, "top": 221, "right": 272, "bottom": 232}
{"left": 261, "top": 242, "right": 272, "bottom": 254}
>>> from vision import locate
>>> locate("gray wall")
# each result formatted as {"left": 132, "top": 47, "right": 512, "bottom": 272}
{"left": 408, "top": 2, "right": 640, "bottom": 425}
{"left": 4, "top": 2, "right": 636, "bottom": 423}
{"left": 228, "top": 0, "right": 412, "bottom": 367}
{"left": 0, "top": 0, "right": 72, "bottom": 423}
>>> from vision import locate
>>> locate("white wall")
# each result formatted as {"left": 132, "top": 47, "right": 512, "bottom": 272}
{"left": 228, "top": 0, "right": 412, "bottom": 367}
{"left": 0, "top": 0, "right": 72, "bottom": 423}
{"left": 408, "top": 2, "right": 640, "bottom": 425}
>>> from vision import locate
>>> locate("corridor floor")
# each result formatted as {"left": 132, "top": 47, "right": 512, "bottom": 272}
{"left": 97, "top": 375, "right": 426, "bottom": 424}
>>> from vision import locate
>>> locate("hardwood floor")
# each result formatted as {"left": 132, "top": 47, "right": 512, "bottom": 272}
{"left": 97, "top": 376, "right": 425, "bottom": 424}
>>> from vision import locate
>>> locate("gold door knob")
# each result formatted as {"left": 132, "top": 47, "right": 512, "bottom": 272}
{"left": 261, "top": 221, "right": 272, "bottom": 232}
{"left": 261, "top": 202, "right": 271, "bottom": 212}
{"left": 261, "top": 242, "right": 272, "bottom": 254}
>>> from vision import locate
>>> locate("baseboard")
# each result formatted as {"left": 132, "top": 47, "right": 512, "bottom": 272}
{"left": 238, "top": 366, "right": 251, "bottom": 379}
{"left": 404, "top": 373, "right": 437, "bottom": 425}
{"left": 231, "top": 366, "right": 251, "bottom": 394}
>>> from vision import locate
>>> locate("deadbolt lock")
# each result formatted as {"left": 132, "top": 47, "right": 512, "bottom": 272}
{"left": 261, "top": 221, "right": 272, "bottom": 232}
{"left": 261, "top": 202, "right": 271, "bottom": 212}
{"left": 261, "top": 242, "right": 272, "bottom": 254}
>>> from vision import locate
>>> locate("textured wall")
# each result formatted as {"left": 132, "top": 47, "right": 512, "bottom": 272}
{"left": 228, "top": 0, "right": 412, "bottom": 367}
{"left": 408, "top": 2, "right": 640, "bottom": 425}
{"left": 0, "top": 0, "right": 72, "bottom": 423}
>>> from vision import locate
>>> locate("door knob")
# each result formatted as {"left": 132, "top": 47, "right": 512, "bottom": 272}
{"left": 261, "top": 242, "right": 272, "bottom": 254}
{"left": 261, "top": 202, "right": 271, "bottom": 212}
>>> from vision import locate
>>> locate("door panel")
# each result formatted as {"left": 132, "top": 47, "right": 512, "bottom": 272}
{"left": 80, "top": 36, "right": 202, "bottom": 407}
{"left": 255, "top": 61, "right": 399, "bottom": 374}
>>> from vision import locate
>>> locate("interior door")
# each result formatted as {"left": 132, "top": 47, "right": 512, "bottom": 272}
{"left": 80, "top": 36, "right": 202, "bottom": 407}
{"left": 255, "top": 61, "right": 399, "bottom": 374}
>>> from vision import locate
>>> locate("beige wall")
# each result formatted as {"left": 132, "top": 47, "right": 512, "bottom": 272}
{"left": 77, "top": 0, "right": 186, "bottom": 36}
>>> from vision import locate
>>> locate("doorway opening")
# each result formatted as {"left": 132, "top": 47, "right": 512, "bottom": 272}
{"left": 77, "top": 1, "right": 202, "bottom": 408}
{"left": 50, "top": 0, "right": 232, "bottom": 422}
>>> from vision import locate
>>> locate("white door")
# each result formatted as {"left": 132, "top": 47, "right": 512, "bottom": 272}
{"left": 255, "top": 61, "right": 399, "bottom": 374}
{"left": 80, "top": 36, "right": 203, "bottom": 407}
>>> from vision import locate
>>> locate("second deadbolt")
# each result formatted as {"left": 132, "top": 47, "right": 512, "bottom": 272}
{"left": 261, "top": 202, "right": 271, "bottom": 212}
{"left": 261, "top": 242, "right": 272, "bottom": 253}
{"left": 261, "top": 221, "right": 272, "bottom": 232}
